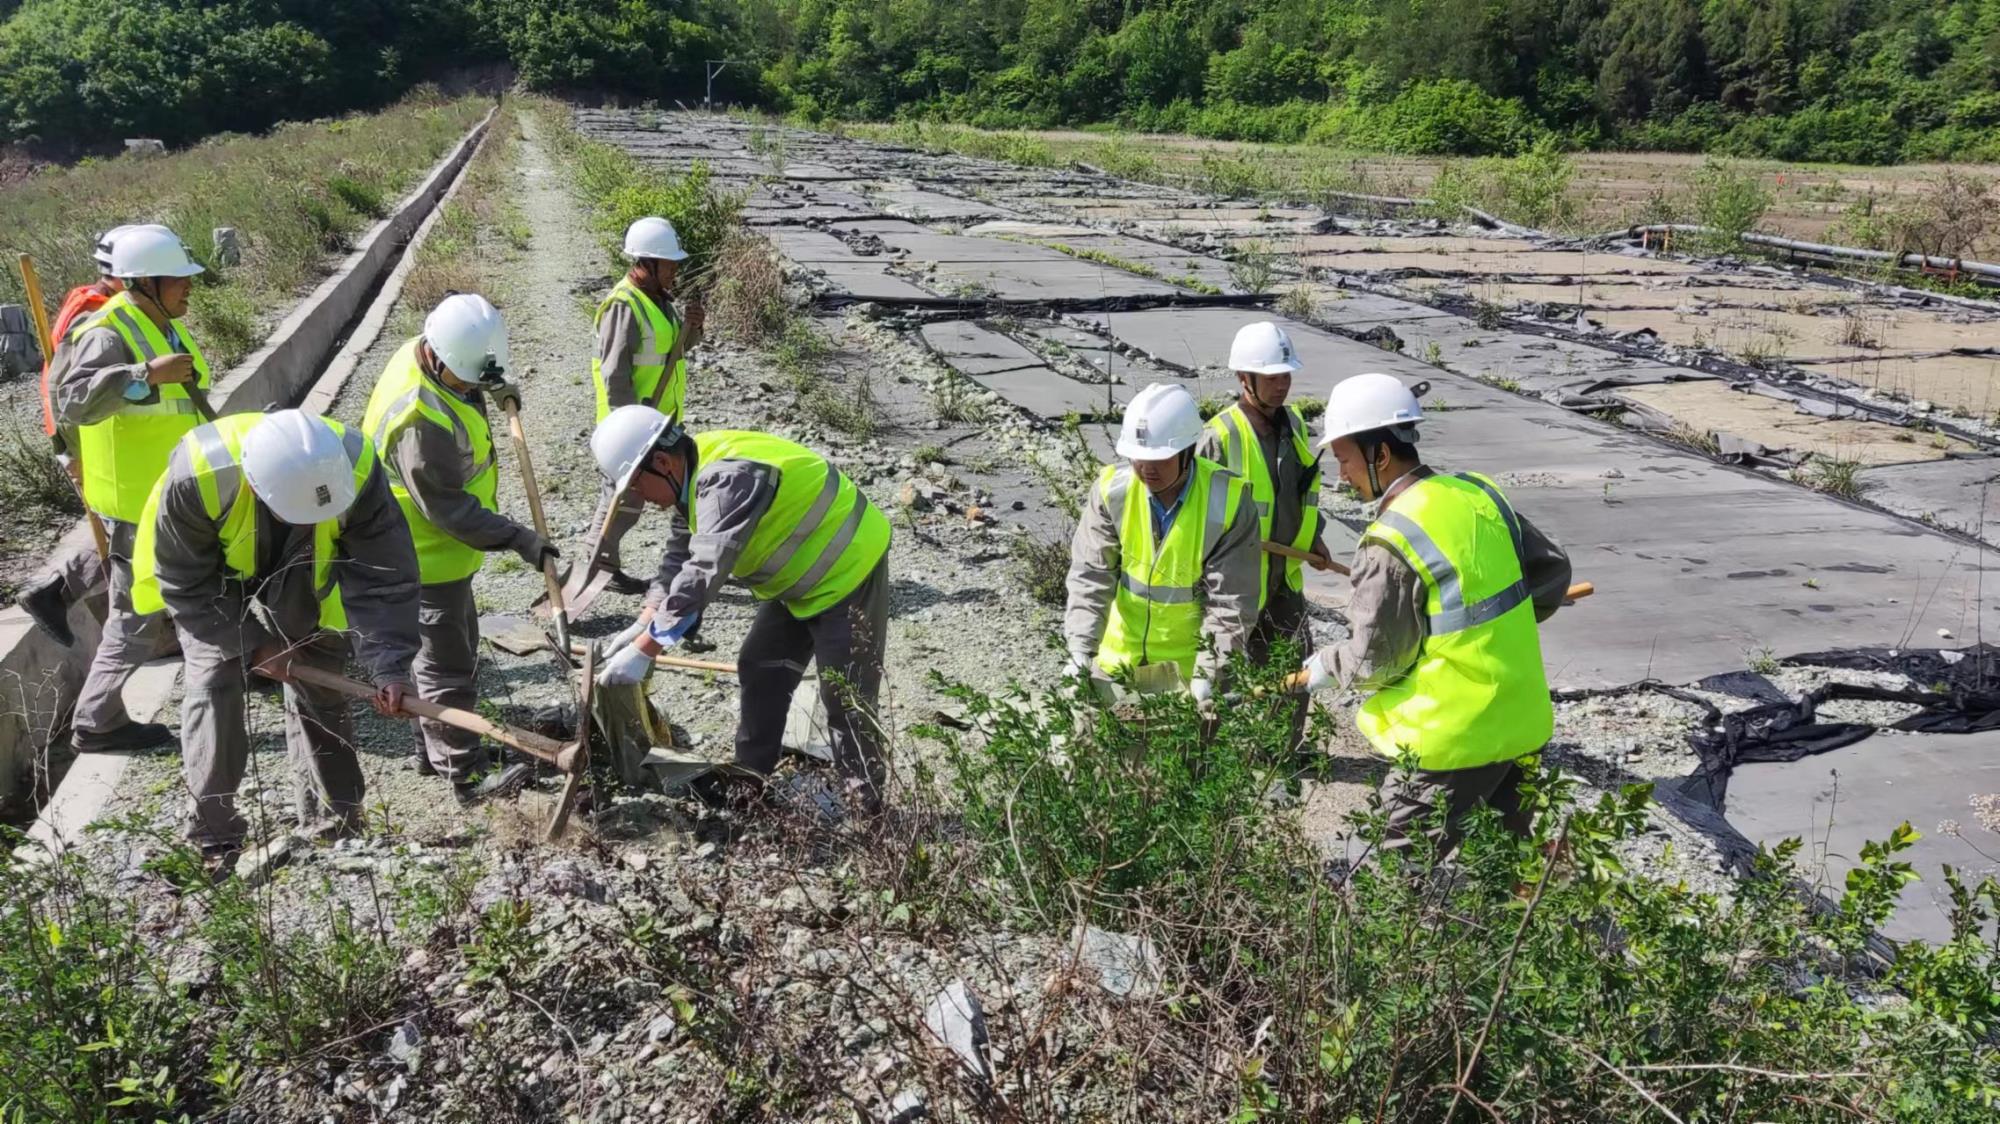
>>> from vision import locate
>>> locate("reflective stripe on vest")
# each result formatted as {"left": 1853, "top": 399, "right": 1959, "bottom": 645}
{"left": 362, "top": 338, "right": 499, "bottom": 585}
{"left": 71, "top": 291, "right": 212, "bottom": 523}
{"left": 1205, "top": 403, "right": 1322, "bottom": 601}
{"left": 687, "top": 431, "right": 890, "bottom": 619}
{"left": 132, "top": 415, "right": 377, "bottom": 633}
{"left": 592, "top": 279, "right": 685, "bottom": 423}
{"left": 1094, "top": 457, "right": 1245, "bottom": 680}
{"left": 1355, "top": 471, "right": 1553, "bottom": 771}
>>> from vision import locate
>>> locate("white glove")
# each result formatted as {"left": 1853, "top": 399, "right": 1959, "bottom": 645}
{"left": 1189, "top": 677, "right": 1213, "bottom": 706}
{"left": 1301, "top": 654, "right": 1334, "bottom": 694}
{"left": 597, "top": 643, "right": 654, "bottom": 687}
{"left": 607, "top": 617, "right": 647, "bottom": 652}
{"left": 1066, "top": 653, "right": 1095, "bottom": 680}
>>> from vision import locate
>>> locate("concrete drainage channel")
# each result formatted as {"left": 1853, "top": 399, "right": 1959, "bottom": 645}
{"left": 8, "top": 104, "right": 497, "bottom": 850}
{"left": 587, "top": 109, "right": 2000, "bottom": 941}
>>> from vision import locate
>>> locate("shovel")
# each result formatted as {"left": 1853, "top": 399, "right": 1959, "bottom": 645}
{"left": 491, "top": 392, "right": 573, "bottom": 657}
{"left": 289, "top": 647, "right": 599, "bottom": 840}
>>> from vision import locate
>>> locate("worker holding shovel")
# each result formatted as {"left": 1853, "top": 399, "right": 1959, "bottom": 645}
{"left": 1196, "top": 321, "right": 1327, "bottom": 758}
{"left": 131, "top": 410, "right": 418, "bottom": 874}
{"left": 566, "top": 216, "right": 704, "bottom": 606}
{"left": 46, "top": 226, "right": 215, "bottom": 754}
{"left": 361, "top": 293, "right": 554, "bottom": 803}
{"left": 1298, "top": 373, "right": 1573, "bottom": 857}
{"left": 588, "top": 406, "right": 892, "bottom": 815}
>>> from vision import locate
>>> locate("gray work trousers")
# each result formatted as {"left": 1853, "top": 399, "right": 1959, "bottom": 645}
{"left": 180, "top": 628, "right": 366, "bottom": 854}
{"left": 74, "top": 520, "right": 169, "bottom": 734}
{"left": 1380, "top": 758, "right": 1533, "bottom": 858}
{"left": 1246, "top": 581, "right": 1313, "bottom": 757}
{"left": 413, "top": 577, "right": 485, "bottom": 781}
{"left": 735, "top": 557, "right": 889, "bottom": 807}
{"left": 36, "top": 542, "right": 107, "bottom": 603}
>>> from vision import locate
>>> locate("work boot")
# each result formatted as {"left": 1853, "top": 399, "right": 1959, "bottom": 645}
{"left": 72, "top": 720, "right": 175, "bottom": 753}
{"left": 455, "top": 763, "right": 532, "bottom": 807}
{"left": 19, "top": 574, "right": 73, "bottom": 648}
{"left": 604, "top": 568, "right": 649, "bottom": 596}
{"left": 409, "top": 728, "right": 436, "bottom": 776}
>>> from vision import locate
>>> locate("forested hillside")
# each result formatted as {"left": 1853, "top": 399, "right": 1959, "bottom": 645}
{"left": 2, "top": 0, "right": 1997, "bottom": 162}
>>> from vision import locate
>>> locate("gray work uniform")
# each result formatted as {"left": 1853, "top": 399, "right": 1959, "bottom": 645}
{"left": 645, "top": 457, "right": 890, "bottom": 804}
{"left": 148, "top": 445, "right": 420, "bottom": 854}
{"left": 1062, "top": 461, "right": 1261, "bottom": 687}
{"left": 581, "top": 296, "right": 683, "bottom": 577}
{"left": 50, "top": 325, "right": 174, "bottom": 734}
{"left": 1196, "top": 407, "right": 1322, "bottom": 751}
{"left": 1311, "top": 466, "right": 1572, "bottom": 855}
{"left": 382, "top": 400, "right": 540, "bottom": 781}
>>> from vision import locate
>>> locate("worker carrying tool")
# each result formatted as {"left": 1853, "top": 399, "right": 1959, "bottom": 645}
{"left": 1065, "top": 382, "right": 1260, "bottom": 705}
{"left": 131, "top": 410, "right": 419, "bottom": 871}
{"left": 588, "top": 406, "right": 892, "bottom": 814}
{"left": 571, "top": 215, "right": 705, "bottom": 601}
{"left": 17, "top": 225, "right": 168, "bottom": 648}
{"left": 1195, "top": 321, "right": 1325, "bottom": 752}
{"left": 361, "top": 293, "right": 552, "bottom": 803}
{"left": 44, "top": 226, "right": 213, "bottom": 753}
{"left": 1298, "top": 373, "right": 1573, "bottom": 857}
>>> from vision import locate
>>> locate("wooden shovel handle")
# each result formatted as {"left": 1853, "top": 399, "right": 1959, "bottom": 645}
{"left": 288, "top": 664, "right": 576, "bottom": 769}
{"left": 1263, "top": 541, "right": 1348, "bottom": 575}
{"left": 501, "top": 399, "right": 570, "bottom": 639}
{"left": 567, "top": 642, "right": 736, "bottom": 676}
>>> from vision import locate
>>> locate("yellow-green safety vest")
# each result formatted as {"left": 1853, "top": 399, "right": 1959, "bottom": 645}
{"left": 687, "top": 431, "right": 890, "bottom": 619}
{"left": 1356, "top": 471, "right": 1553, "bottom": 771}
{"left": 1204, "top": 403, "right": 1322, "bottom": 605}
{"left": 131, "top": 414, "right": 378, "bottom": 633}
{"left": 361, "top": 338, "right": 499, "bottom": 585}
{"left": 1094, "top": 456, "right": 1249, "bottom": 681}
{"left": 69, "top": 290, "right": 212, "bottom": 523}
{"left": 592, "top": 278, "right": 685, "bottom": 424}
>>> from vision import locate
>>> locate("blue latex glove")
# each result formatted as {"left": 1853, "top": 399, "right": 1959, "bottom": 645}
{"left": 646, "top": 611, "right": 701, "bottom": 649}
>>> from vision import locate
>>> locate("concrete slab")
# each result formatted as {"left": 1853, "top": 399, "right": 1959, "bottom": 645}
{"left": 918, "top": 321, "right": 1044, "bottom": 375}
{"left": 1855, "top": 456, "right": 2000, "bottom": 536}
{"left": 1725, "top": 729, "right": 2000, "bottom": 944}
{"left": 971, "top": 367, "right": 1126, "bottom": 419}
{"left": 1617, "top": 381, "right": 1972, "bottom": 465}
{"left": 802, "top": 260, "right": 936, "bottom": 301}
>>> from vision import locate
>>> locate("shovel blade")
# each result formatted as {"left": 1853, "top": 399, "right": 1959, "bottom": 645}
{"left": 482, "top": 613, "right": 567, "bottom": 658}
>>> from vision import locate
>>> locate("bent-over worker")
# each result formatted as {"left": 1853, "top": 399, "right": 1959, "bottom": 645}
{"left": 1065, "top": 382, "right": 1260, "bottom": 704}
{"left": 588, "top": 406, "right": 891, "bottom": 813}
{"left": 1299, "top": 373, "right": 1572, "bottom": 856}
{"left": 362, "top": 293, "right": 552, "bottom": 803}
{"left": 573, "top": 216, "right": 704, "bottom": 599}
{"left": 1196, "top": 321, "right": 1325, "bottom": 751}
{"left": 47, "top": 227, "right": 213, "bottom": 752}
{"left": 133, "top": 410, "right": 419, "bottom": 867}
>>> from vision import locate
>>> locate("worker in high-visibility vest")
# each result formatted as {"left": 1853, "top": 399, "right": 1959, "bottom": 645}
{"left": 132, "top": 410, "right": 419, "bottom": 869}
{"left": 569, "top": 216, "right": 704, "bottom": 601}
{"left": 362, "top": 293, "right": 551, "bottom": 803}
{"left": 1064, "top": 383, "right": 1260, "bottom": 706}
{"left": 1195, "top": 321, "right": 1326, "bottom": 756}
{"left": 588, "top": 406, "right": 891, "bottom": 813}
{"left": 45, "top": 227, "right": 213, "bottom": 753}
{"left": 1299, "top": 374, "right": 1573, "bottom": 857}
{"left": 17, "top": 225, "right": 169, "bottom": 649}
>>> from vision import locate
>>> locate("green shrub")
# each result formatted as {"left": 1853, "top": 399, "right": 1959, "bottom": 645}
{"left": 1692, "top": 159, "right": 1773, "bottom": 248}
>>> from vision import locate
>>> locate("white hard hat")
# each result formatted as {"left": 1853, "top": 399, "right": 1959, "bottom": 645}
{"left": 1229, "top": 321, "right": 1302, "bottom": 376}
{"left": 1116, "top": 383, "right": 1205, "bottom": 460}
{"left": 623, "top": 216, "right": 688, "bottom": 262}
{"left": 1317, "top": 373, "right": 1423, "bottom": 449}
{"left": 93, "top": 225, "right": 136, "bottom": 270}
{"left": 423, "top": 293, "right": 509, "bottom": 380}
{"left": 108, "top": 225, "right": 204, "bottom": 280}
{"left": 592, "top": 404, "right": 684, "bottom": 495}
{"left": 241, "top": 410, "right": 359, "bottom": 525}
